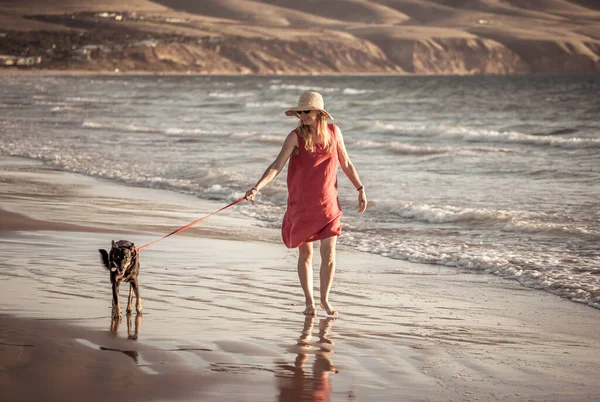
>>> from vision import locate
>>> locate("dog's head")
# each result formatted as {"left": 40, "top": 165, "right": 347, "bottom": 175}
{"left": 102, "top": 240, "right": 137, "bottom": 278}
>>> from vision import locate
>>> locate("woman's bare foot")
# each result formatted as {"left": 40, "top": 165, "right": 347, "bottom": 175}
{"left": 320, "top": 302, "right": 338, "bottom": 316}
{"left": 303, "top": 305, "right": 317, "bottom": 316}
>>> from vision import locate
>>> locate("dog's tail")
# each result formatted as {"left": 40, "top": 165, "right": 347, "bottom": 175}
{"left": 99, "top": 249, "right": 110, "bottom": 271}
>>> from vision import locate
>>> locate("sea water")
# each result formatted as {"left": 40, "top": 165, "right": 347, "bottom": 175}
{"left": 1, "top": 74, "right": 599, "bottom": 308}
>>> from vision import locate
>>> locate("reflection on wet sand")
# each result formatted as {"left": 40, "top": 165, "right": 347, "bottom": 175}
{"left": 105, "top": 314, "right": 143, "bottom": 362}
{"left": 276, "top": 316, "right": 338, "bottom": 402}
{"left": 110, "top": 313, "right": 142, "bottom": 340}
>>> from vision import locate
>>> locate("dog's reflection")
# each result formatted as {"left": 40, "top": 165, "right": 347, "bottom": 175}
{"left": 110, "top": 313, "right": 142, "bottom": 340}
{"left": 276, "top": 316, "right": 338, "bottom": 402}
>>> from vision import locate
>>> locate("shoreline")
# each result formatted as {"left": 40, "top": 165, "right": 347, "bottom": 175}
{"left": 1, "top": 155, "right": 600, "bottom": 401}
{"left": 3, "top": 67, "right": 600, "bottom": 78}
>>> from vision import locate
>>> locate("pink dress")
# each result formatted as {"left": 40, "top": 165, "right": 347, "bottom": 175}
{"left": 282, "top": 124, "right": 343, "bottom": 248}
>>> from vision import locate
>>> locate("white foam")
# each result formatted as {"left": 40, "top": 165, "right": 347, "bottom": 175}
{"left": 342, "top": 230, "right": 600, "bottom": 309}
{"left": 208, "top": 91, "right": 255, "bottom": 98}
{"left": 342, "top": 88, "right": 372, "bottom": 95}
{"left": 268, "top": 84, "right": 338, "bottom": 93}
{"left": 51, "top": 105, "right": 79, "bottom": 111}
{"left": 379, "top": 202, "right": 596, "bottom": 236}
{"left": 372, "top": 121, "right": 432, "bottom": 134}
{"left": 254, "top": 134, "right": 285, "bottom": 145}
{"left": 245, "top": 101, "right": 288, "bottom": 108}
{"left": 83, "top": 121, "right": 229, "bottom": 137}
{"left": 65, "top": 96, "right": 110, "bottom": 103}
{"left": 440, "top": 126, "right": 600, "bottom": 149}
{"left": 370, "top": 122, "right": 600, "bottom": 149}
{"left": 352, "top": 139, "right": 452, "bottom": 155}
{"left": 165, "top": 127, "right": 209, "bottom": 135}
{"left": 2, "top": 103, "right": 27, "bottom": 110}
{"left": 82, "top": 121, "right": 161, "bottom": 133}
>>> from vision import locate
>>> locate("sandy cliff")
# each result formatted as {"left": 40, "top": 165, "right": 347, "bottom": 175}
{"left": 0, "top": 0, "right": 599, "bottom": 75}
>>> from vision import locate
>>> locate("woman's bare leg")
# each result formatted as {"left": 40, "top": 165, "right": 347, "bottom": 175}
{"left": 319, "top": 236, "right": 338, "bottom": 315}
{"left": 298, "top": 242, "right": 316, "bottom": 315}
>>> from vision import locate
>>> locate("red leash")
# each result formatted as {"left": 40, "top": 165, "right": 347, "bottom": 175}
{"left": 136, "top": 197, "right": 247, "bottom": 252}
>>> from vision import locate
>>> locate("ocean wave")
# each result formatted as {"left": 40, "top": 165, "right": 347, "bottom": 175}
{"left": 227, "top": 131, "right": 261, "bottom": 140}
{"left": 371, "top": 121, "right": 439, "bottom": 137}
{"left": 65, "top": 96, "right": 112, "bottom": 103}
{"left": 83, "top": 121, "right": 163, "bottom": 134}
{"left": 34, "top": 100, "right": 71, "bottom": 106}
{"left": 83, "top": 121, "right": 229, "bottom": 136}
{"left": 352, "top": 139, "right": 452, "bottom": 155}
{"left": 268, "top": 83, "right": 370, "bottom": 94}
{"left": 440, "top": 126, "right": 600, "bottom": 149}
{"left": 345, "top": 232, "right": 600, "bottom": 309}
{"left": 379, "top": 202, "right": 595, "bottom": 237}
{"left": 165, "top": 127, "right": 211, "bottom": 135}
{"left": 352, "top": 136, "right": 516, "bottom": 156}
{"left": 51, "top": 105, "right": 82, "bottom": 112}
{"left": 268, "top": 84, "right": 338, "bottom": 93}
{"left": 208, "top": 91, "right": 255, "bottom": 98}
{"left": 371, "top": 122, "right": 600, "bottom": 149}
{"left": 342, "top": 88, "right": 372, "bottom": 95}
{"left": 0, "top": 103, "right": 25, "bottom": 108}
{"left": 245, "top": 101, "right": 288, "bottom": 108}
{"left": 0, "top": 141, "right": 248, "bottom": 204}
{"left": 373, "top": 121, "right": 399, "bottom": 131}
{"left": 254, "top": 134, "right": 285, "bottom": 145}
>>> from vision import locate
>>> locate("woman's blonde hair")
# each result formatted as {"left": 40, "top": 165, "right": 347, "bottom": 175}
{"left": 296, "top": 112, "right": 332, "bottom": 152}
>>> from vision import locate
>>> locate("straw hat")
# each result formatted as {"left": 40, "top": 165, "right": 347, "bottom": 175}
{"left": 285, "top": 91, "right": 333, "bottom": 120}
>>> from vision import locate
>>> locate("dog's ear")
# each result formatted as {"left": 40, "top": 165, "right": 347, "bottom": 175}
{"left": 112, "top": 240, "right": 117, "bottom": 248}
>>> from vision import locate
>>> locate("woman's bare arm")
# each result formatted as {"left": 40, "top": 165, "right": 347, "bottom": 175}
{"left": 335, "top": 125, "right": 367, "bottom": 214}
{"left": 245, "top": 131, "right": 298, "bottom": 201}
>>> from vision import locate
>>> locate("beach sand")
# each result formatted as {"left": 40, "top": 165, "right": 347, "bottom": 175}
{"left": 1, "top": 155, "right": 600, "bottom": 402}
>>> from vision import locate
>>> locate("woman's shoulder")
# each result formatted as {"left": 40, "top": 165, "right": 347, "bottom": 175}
{"left": 286, "top": 130, "right": 300, "bottom": 144}
{"left": 328, "top": 123, "right": 341, "bottom": 139}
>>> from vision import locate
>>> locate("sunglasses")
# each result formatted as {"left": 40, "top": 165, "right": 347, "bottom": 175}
{"left": 297, "top": 110, "right": 313, "bottom": 114}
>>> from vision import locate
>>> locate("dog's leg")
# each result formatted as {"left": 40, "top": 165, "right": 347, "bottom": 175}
{"left": 126, "top": 285, "right": 134, "bottom": 314}
{"left": 131, "top": 280, "right": 143, "bottom": 314}
{"left": 112, "top": 280, "right": 122, "bottom": 320}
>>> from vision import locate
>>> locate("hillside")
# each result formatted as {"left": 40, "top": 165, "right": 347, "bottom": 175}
{"left": 1, "top": 0, "right": 599, "bottom": 74}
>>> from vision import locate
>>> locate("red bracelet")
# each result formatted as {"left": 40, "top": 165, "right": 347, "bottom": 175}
{"left": 356, "top": 185, "right": 364, "bottom": 191}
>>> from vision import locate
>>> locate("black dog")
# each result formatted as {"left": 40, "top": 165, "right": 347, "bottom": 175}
{"left": 99, "top": 240, "right": 143, "bottom": 319}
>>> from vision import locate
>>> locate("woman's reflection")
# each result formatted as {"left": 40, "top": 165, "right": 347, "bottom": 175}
{"left": 276, "top": 316, "right": 338, "bottom": 402}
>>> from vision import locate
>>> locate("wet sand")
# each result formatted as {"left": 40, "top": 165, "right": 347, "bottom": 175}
{"left": 1, "top": 155, "right": 600, "bottom": 402}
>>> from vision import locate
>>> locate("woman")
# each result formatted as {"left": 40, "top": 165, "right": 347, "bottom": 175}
{"left": 245, "top": 91, "right": 367, "bottom": 316}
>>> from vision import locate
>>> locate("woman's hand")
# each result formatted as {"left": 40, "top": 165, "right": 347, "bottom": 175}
{"left": 358, "top": 188, "right": 367, "bottom": 214}
{"left": 245, "top": 187, "right": 258, "bottom": 201}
